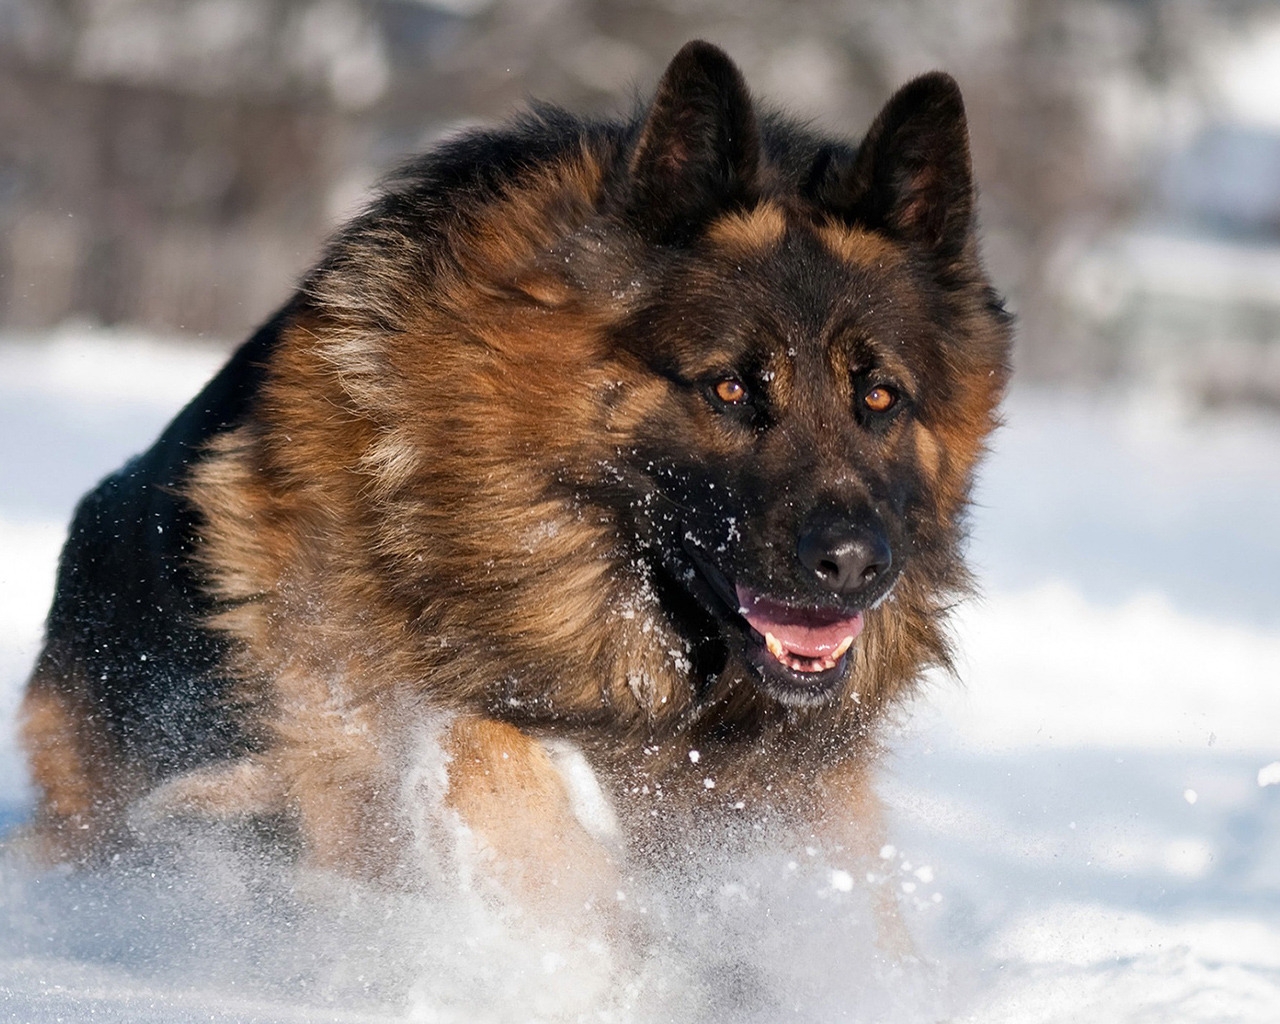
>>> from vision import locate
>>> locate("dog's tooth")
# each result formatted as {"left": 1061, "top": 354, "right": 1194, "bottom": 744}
{"left": 832, "top": 635, "right": 854, "bottom": 660}
{"left": 765, "top": 632, "right": 785, "bottom": 660}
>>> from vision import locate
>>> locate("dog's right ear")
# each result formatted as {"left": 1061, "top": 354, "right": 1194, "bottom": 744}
{"left": 625, "top": 41, "right": 760, "bottom": 245}
{"left": 812, "top": 72, "right": 975, "bottom": 260}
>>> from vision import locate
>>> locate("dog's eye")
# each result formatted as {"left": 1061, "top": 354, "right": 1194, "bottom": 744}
{"left": 863, "top": 385, "right": 897, "bottom": 414}
{"left": 712, "top": 378, "right": 749, "bottom": 405}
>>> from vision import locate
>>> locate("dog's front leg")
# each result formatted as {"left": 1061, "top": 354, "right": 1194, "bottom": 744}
{"left": 443, "top": 717, "right": 622, "bottom": 924}
{"left": 803, "top": 758, "right": 914, "bottom": 957}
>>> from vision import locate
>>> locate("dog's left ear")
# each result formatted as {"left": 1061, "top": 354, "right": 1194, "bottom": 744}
{"left": 626, "top": 40, "right": 760, "bottom": 245}
{"left": 815, "top": 73, "right": 974, "bottom": 258}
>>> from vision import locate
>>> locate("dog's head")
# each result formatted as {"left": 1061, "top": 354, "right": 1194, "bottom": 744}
{"left": 578, "top": 43, "right": 1012, "bottom": 708}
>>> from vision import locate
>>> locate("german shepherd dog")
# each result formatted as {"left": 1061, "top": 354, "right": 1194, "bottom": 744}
{"left": 21, "top": 42, "right": 1010, "bottom": 938}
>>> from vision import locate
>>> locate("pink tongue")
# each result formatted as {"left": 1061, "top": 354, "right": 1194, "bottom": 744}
{"left": 736, "top": 587, "right": 864, "bottom": 659}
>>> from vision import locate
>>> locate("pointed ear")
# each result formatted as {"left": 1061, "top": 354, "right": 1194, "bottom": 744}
{"left": 626, "top": 41, "right": 760, "bottom": 244}
{"left": 814, "top": 73, "right": 974, "bottom": 257}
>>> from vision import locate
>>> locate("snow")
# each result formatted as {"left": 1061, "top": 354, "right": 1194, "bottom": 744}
{"left": 2, "top": 326, "right": 1279, "bottom": 1021}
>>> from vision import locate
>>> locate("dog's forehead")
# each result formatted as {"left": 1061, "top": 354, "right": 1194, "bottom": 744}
{"left": 695, "top": 205, "right": 915, "bottom": 366}
{"left": 706, "top": 204, "right": 897, "bottom": 269}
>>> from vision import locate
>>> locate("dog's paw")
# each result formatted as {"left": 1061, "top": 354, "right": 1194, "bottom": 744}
{"left": 127, "top": 757, "right": 285, "bottom": 838}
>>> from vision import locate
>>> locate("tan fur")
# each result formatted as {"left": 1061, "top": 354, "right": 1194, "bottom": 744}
{"left": 706, "top": 203, "right": 788, "bottom": 254}
{"left": 18, "top": 663, "right": 137, "bottom": 861}
{"left": 913, "top": 423, "right": 944, "bottom": 484}
{"left": 444, "top": 717, "right": 620, "bottom": 916}
{"left": 815, "top": 221, "right": 898, "bottom": 267}
{"left": 806, "top": 759, "right": 913, "bottom": 954}
{"left": 133, "top": 757, "right": 284, "bottom": 825}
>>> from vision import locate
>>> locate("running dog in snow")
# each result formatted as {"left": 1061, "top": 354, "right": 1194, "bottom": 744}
{"left": 21, "top": 42, "right": 1011, "bottom": 934}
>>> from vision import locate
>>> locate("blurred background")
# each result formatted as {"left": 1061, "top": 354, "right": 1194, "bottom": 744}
{"left": 4, "top": 0, "right": 1280, "bottom": 399}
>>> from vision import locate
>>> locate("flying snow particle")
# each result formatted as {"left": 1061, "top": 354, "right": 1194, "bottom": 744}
{"left": 1258, "top": 761, "right": 1280, "bottom": 787}
{"left": 1183, "top": 788, "right": 1198, "bottom": 804}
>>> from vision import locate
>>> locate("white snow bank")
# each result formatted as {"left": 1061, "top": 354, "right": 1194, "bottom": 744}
{"left": 973, "top": 904, "right": 1280, "bottom": 1023}
{"left": 922, "top": 581, "right": 1280, "bottom": 754}
{"left": 0, "top": 518, "right": 65, "bottom": 646}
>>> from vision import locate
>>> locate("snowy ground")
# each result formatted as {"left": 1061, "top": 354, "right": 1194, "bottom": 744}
{"left": 1, "top": 325, "right": 1279, "bottom": 1022}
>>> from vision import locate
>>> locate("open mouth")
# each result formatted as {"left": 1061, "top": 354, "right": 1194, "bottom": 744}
{"left": 677, "top": 537, "right": 864, "bottom": 702}
{"left": 735, "top": 587, "right": 863, "bottom": 702}
{"left": 736, "top": 587, "right": 864, "bottom": 676}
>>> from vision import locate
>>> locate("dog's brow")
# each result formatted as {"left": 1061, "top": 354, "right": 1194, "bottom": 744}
{"left": 682, "top": 347, "right": 754, "bottom": 378}
{"left": 835, "top": 332, "right": 918, "bottom": 394}
{"left": 813, "top": 222, "right": 898, "bottom": 268}
{"left": 706, "top": 203, "right": 788, "bottom": 255}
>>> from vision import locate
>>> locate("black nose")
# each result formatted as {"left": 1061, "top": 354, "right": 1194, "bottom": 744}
{"left": 797, "top": 513, "right": 893, "bottom": 595}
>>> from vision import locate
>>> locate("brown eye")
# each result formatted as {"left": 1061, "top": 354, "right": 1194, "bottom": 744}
{"left": 714, "top": 378, "right": 748, "bottom": 404}
{"left": 863, "top": 385, "right": 897, "bottom": 413}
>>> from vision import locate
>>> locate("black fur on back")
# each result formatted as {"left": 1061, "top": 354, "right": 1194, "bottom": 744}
{"left": 39, "top": 307, "right": 289, "bottom": 777}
